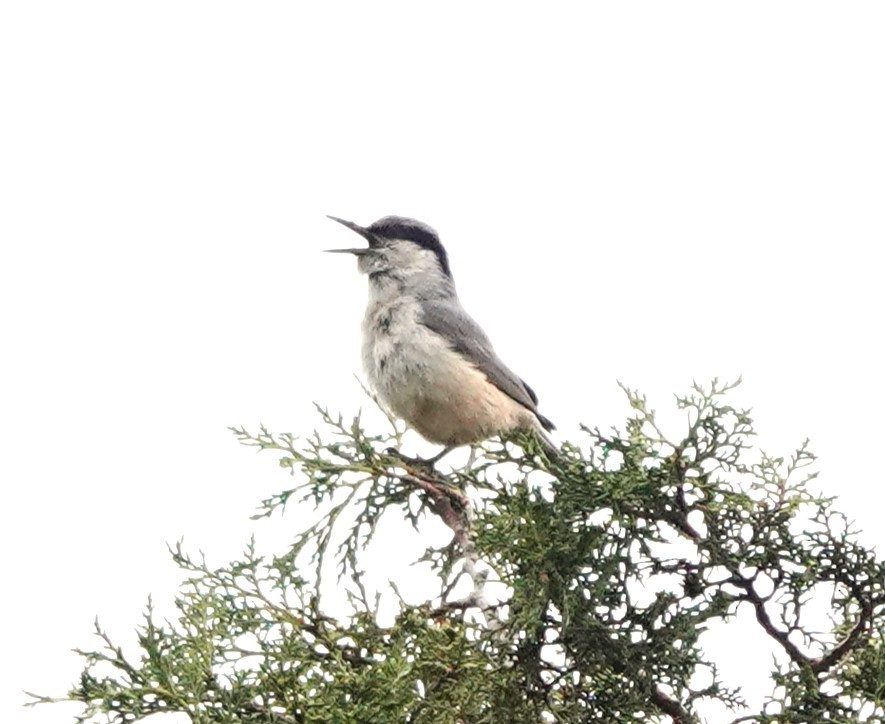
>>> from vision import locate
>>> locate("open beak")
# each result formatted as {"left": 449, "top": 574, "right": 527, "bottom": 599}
{"left": 325, "top": 215, "right": 376, "bottom": 255}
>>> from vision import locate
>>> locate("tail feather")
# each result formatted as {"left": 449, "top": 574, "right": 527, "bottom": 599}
{"left": 532, "top": 417, "right": 560, "bottom": 459}
{"left": 536, "top": 412, "right": 556, "bottom": 432}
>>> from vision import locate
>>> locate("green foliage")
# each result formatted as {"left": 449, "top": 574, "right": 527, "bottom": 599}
{"left": 31, "top": 382, "right": 885, "bottom": 722}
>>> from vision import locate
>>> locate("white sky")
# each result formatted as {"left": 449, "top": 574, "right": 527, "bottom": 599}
{"left": 2, "top": 3, "right": 884, "bottom": 722}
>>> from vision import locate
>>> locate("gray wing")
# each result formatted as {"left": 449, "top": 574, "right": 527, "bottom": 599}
{"left": 420, "top": 299, "right": 555, "bottom": 431}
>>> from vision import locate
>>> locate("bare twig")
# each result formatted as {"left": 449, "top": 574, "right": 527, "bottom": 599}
{"left": 651, "top": 685, "right": 696, "bottom": 724}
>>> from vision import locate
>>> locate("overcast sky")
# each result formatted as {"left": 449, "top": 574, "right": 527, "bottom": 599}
{"left": 2, "top": 3, "right": 884, "bottom": 722}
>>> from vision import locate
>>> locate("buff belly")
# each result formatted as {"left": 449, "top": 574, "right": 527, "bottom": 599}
{"left": 363, "top": 320, "right": 532, "bottom": 446}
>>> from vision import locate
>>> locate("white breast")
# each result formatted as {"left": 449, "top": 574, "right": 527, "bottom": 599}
{"left": 361, "top": 295, "right": 531, "bottom": 445}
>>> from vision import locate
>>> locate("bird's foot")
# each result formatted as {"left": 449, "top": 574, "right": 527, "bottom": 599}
{"left": 384, "top": 446, "right": 453, "bottom": 472}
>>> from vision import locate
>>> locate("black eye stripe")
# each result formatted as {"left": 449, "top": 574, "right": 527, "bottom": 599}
{"left": 367, "top": 217, "right": 452, "bottom": 279}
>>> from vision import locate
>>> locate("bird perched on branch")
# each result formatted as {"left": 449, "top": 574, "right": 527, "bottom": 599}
{"left": 326, "top": 215, "right": 556, "bottom": 464}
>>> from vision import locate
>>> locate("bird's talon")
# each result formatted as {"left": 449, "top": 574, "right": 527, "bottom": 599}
{"left": 384, "top": 448, "right": 438, "bottom": 471}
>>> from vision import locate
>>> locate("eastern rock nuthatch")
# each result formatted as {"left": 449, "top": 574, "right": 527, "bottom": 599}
{"left": 327, "top": 215, "right": 556, "bottom": 463}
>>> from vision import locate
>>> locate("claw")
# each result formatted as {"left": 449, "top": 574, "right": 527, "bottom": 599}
{"left": 384, "top": 446, "right": 454, "bottom": 471}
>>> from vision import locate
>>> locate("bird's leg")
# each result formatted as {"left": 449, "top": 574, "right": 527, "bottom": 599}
{"left": 385, "top": 445, "right": 454, "bottom": 471}
{"left": 423, "top": 445, "right": 455, "bottom": 467}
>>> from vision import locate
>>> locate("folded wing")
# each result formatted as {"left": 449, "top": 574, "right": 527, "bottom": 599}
{"left": 420, "top": 300, "right": 555, "bottom": 432}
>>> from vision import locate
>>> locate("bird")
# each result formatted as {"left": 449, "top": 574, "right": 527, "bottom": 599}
{"left": 326, "top": 214, "right": 556, "bottom": 464}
